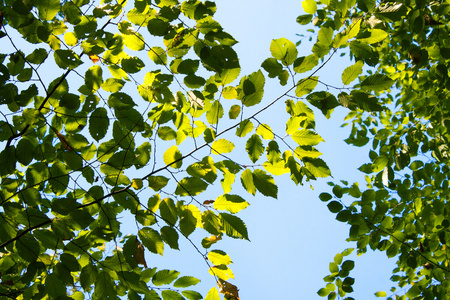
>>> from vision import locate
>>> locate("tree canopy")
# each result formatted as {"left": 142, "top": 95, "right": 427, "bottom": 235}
{"left": 0, "top": 0, "right": 448, "bottom": 299}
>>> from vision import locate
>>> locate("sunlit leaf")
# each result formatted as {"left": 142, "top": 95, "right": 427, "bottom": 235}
{"left": 270, "top": 38, "right": 298, "bottom": 66}
{"left": 220, "top": 213, "right": 249, "bottom": 240}
{"left": 214, "top": 194, "right": 249, "bottom": 213}
{"left": 211, "top": 139, "right": 235, "bottom": 155}
{"left": 341, "top": 61, "right": 364, "bottom": 85}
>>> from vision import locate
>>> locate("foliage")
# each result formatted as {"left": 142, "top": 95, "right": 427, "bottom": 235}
{"left": 0, "top": 0, "right": 334, "bottom": 299}
{"left": 1, "top": 0, "right": 449, "bottom": 299}
{"left": 295, "top": 0, "right": 450, "bottom": 299}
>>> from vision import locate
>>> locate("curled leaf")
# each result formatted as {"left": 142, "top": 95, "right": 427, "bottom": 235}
{"left": 134, "top": 239, "right": 147, "bottom": 268}
{"left": 51, "top": 127, "right": 73, "bottom": 151}
{"left": 217, "top": 278, "right": 240, "bottom": 300}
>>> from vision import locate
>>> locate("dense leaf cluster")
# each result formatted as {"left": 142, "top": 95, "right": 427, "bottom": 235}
{"left": 0, "top": 0, "right": 335, "bottom": 299}
{"left": 1, "top": 0, "right": 448, "bottom": 299}
{"left": 298, "top": 0, "right": 450, "bottom": 299}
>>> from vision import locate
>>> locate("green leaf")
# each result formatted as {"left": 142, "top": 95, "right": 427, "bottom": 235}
{"left": 342, "top": 260, "right": 355, "bottom": 272}
{"left": 173, "top": 276, "right": 201, "bottom": 288}
{"left": 372, "top": 155, "right": 389, "bottom": 172}
{"left": 240, "top": 169, "right": 256, "bottom": 195}
{"left": 45, "top": 273, "right": 66, "bottom": 298}
{"left": 92, "top": 271, "right": 117, "bottom": 299}
{"left": 147, "top": 18, "right": 169, "bottom": 36}
{"left": 256, "top": 124, "right": 274, "bottom": 140}
{"left": 26, "top": 48, "right": 48, "bottom": 64}
{"left": 152, "top": 269, "right": 180, "bottom": 286}
{"left": 261, "top": 58, "right": 283, "bottom": 77}
{"left": 238, "top": 70, "right": 265, "bottom": 107}
{"left": 121, "top": 56, "right": 145, "bottom": 73}
{"left": 246, "top": 134, "right": 264, "bottom": 163}
{"left": 291, "top": 130, "right": 324, "bottom": 146}
{"left": 162, "top": 290, "right": 184, "bottom": 300}
{"left": 375, "top": 291, "right": 387, "bottom": 297}
{"left": 26, "top": 162, "right": 49, "bottom": 187}
{"left": 236, "top": 120, "right": 254, "bottom": 137}
{"left": 342, "top": 61, "right": 364, "bottom": 85}
{"left": 182, "top": 290, "right": 203, "bottom": 300}
{"left": 36, "top": 0, "right": 61, "bottom": 21}
{"left": 357, "top": 29, "right": 388, "bottom": 44}
{"left": 295, "top": 77, "right": 318, "bottom": 97}
{"left": 89, "top": 107, "right": 109, "bottom": 141}
{"left": 220, "top": 213, "right": 249, "bottom": 240}
{"left": 179, "top": 205, "right": 200, "bottom": 237}
{"left": 302, "top": 0, "right": 317, "bottom": 14}
{"left": 270, "top": 38, "right": 298, "bottom": 66}
{"left": 208, "top": 250, "right": 232, "bottom": 265}
{"left": 361, "top": 74, "right": 394, "bottom": 91}
{"left": 164, "top": 145, "right": 183, "bottom": 169}
{"left": 214, "top": 194, "right": 249, "bottom": 213}
{"left": 139, "top": 227, "right": 164, "bottom": 255}
{"left": 253, "top": 169, "right": 278, "bottom": 198}
{"left": 54, "top": 50, "right": 83, "bottom": 69}
{"left": 49, "top": 161, "right": 69, "bottom": 196}
{"left": 307, "top": 91, "right": 339, "bottom": 118}
{"left": 161, "top": 226, "right": 179, "bottom": 249}
{"left": 159, "top": 198, "right": 178, "bottom": 225}
{"left": 406, "top": 285, "right": 421, "bottom": 298}
{"left": 175, "top": 177, "right": 208, "bottom": 196}
{"left": 327, "top": 201, "right": 343, "bottom": 213}
{"left": 0, "top": 146, "right": 17, "bottom": 177}
{"left": 101, "top": 78, "right": 125, "bottom": 92}
{"left": 211, "top": 139, "right": 235, "bottom": 154}
{"left": 149, "top": 46, "right": 167, "bottom": 65}
{"left": 294, "top": 56, "right": 320, "bottom": 74}
{"left": 319, "top": 192, "right": 333, "bottom": 202}
{"left": 85, "top": 65, "right": 103, "bottom": 92}
{"left": 205, "top": 287, "right": 220, "bottom": 300}
{"left": 206, "top": 100, "right": 224, "bottom": 125}
{"left": 304, "top": 158, "right": 331, "bottom": 178}
{"left": 123, "top": 31, "right": 145, "bottom": 51}
{"left": 158, "top": 126, "right": 177, "bottom": 140}
{"left": 317, "top": 288, "right": 330, "bottom": 297}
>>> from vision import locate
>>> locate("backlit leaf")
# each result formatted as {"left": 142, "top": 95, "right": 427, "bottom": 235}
{"left": 295, "top": 77, "right": 318, "bottom": 97}
{"left": 164, "top": 145, "right": 183, "bottom": 168}
{"left": 175, "top": 177, "right": 208, "bottom": 196}
{"left": 139, "top": 227, "right": 164, "bottom": 255}
{"left": 214, "top": 194, "right": 249, "bottom": 213}
{"left": 302, "top": 0, "right": 317, "bottom": 14}
{"left": 220, "top": 213, "right": 249, "bottom": 240}
{"left": 89, "top": 107, "right": 109, "bottom": 141}
{"left": 246, "top": 134, "right": 264, "bottom": 163}
{"left": 270, "top": 38, "right": 298, "bottom": 66}
{"left": 152, "top": 270, "right": 180, "bottom": 286}
{"left": 342, "top": 61, "right": 364, "bottom": 85}
{"left": 291, "top": 130, "right": 324, "bottom": 146}
{"left": 361, "top": 74, "right": 394, "bottom": 91}
{"left": 211, "top": 139, "right": 235, "bottom": 155}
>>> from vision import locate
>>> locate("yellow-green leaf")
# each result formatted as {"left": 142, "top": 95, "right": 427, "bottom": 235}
{"left": 163, "top": 145, "right": 183, "bottom": 169}
{"left": 214, "top": 194, "right": 249, "bottom": 213}
{"left": 295, "top": 77, "right": 318, "bottom": 97}
{"left": 211, "top": 139, "right": 235, "bottom": 155}
{"left": 256, "top": 124, "right": 274, "bottom": 140}
{"left": 208, "top": 250, "right": 232, "bottom": 265}
{"left": 342, "top": 61, "right": 364, "bottom": 85}
{"left": 302, "top": 0, "right": 317, "bottom": 14}
{"left": 291, "top": 130, "right": 324, "bottom": 146}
